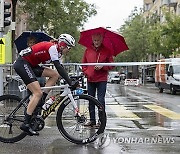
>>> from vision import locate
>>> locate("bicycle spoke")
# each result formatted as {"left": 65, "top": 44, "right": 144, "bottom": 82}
{"left": 56, "top": 94, "right": 106, "bottom": 144}
{"left": 0, "top": 95, "right": 27, "bottom": 143}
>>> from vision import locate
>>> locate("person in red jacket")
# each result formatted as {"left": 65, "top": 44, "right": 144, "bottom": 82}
{"left": 13, "top": 34, "right": 78, "bottom": 135}
{"left": 82, "top": 33, "right": 114, "bottom": 127}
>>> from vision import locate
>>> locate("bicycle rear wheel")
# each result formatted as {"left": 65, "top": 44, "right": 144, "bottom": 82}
{"left": 56, "top": 94, "right": 106, "bottom": 144}
{"left": 0, "top": 95, "right": 27, "bottom": 143}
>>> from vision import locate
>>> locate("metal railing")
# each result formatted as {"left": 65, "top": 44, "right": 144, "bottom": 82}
{"left": 0, "top": 64, "right": 86, "bottom": 98}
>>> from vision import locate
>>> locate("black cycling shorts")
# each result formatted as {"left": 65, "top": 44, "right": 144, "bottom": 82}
{"left": 13, "top": 57, "right": 45, "bottom": 85}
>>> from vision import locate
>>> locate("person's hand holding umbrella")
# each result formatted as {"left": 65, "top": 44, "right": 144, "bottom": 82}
{"left": 94, "top": 65, "right": 103, "bottom": 70}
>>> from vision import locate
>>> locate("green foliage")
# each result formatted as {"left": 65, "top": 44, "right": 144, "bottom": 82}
{"left": 116, "top": 8, "right": 149, "bottom": 62}
{"left": 17, "top": 0, "right": 97, "bottom": 62}
{"left": 17, "top": 2, "right": 180, "bottom": 63}
{"left": 116, "top": 8, "right": 180, "bottom": 62}
{"left": 161, "top": 13, "right": 180, "bottom": 56}
{"left": 18, "top": 0, "right": 96, "bottom": 36}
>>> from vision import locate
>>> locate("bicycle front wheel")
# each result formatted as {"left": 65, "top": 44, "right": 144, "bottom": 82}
{"left": 56, "top": 94, "right": 106, "bottom": 144}
{"left": 0, "top": 95, "right": 27, "bottom": 143}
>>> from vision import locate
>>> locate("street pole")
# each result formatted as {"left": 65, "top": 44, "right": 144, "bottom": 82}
{"left": 0, "top": 30, "right": 4, "bottom": 95}
{"left": 0, "top": 66, "right": 3, "bottom": 95}
{"left": 11, "top": 0, "right": 17, "bottom": 62}
{"left": 0, "top": 0, "right": 5, "bottom": 95}
{"left": 0, "top": 0, "right": 14, "bottom": 95}
{"left": 142, "top": 66, "right": 145, "bottom": 86}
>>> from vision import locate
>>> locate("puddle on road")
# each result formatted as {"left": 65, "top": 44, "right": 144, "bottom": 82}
{"left": 113, "top": 90, "right": 178, "bottom": 130}
{"left": 107, "top": 84, "right": 127, "bottom": 97}
{"left": 45, "top": 84, "right": 179, "bottom": 131}
{"left": 119, "top": 85, "right": 127, "bottom": 96}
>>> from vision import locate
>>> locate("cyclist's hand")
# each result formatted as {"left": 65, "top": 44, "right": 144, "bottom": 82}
{"left": 70, "top": 80, "right": 80, "bottom": 90}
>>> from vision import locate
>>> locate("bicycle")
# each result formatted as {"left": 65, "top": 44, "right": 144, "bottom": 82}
{"left": 0, "top": 76, "right": 106, "bottom": 144}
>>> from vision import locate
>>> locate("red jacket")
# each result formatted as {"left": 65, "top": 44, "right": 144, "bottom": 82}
{"left": 82, "top": 45, "right": 114, "bottom": 82}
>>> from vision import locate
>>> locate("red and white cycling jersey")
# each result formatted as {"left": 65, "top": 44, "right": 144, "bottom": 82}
{"left": 22, "top": 41, "right": 61, "bottom": 67}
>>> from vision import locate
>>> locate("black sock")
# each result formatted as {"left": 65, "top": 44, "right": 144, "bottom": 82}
{"left": 24, "top": 113, "right": 32, "bottom": 124}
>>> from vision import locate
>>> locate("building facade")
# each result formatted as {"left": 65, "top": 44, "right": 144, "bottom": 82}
{"left": 144, "top": 0, "right": 180, "bottom": 19}
{"left": 142, "top": 0, "right": 180, "bottom": 81}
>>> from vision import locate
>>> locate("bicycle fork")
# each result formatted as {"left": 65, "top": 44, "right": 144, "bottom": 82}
{"left": 61, "top": 86, "right": 81, "bottom": 117}
{"left": 68, "top": 93, "right": 87, "bottom": 132}
{"left": 68, "top": 94, "right": 81, "bottom": 117}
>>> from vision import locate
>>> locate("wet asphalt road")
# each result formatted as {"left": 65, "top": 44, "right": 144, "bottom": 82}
{"left": 1, "top": 83, "right": 180, "bottom": 154}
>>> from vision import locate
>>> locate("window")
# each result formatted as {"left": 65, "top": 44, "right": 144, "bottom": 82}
{"left": 173, "top": 65, "right": 180, "bottom": 74}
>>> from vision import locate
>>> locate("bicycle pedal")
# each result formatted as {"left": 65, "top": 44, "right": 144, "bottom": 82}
{"left": 30, "top": 116, "right": 45, "bottom": 131}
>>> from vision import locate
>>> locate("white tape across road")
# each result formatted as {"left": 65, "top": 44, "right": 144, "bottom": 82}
{"left": 67, "top": 61, "right": 177, "bottom": 66}
{"left": 0, "top": 61, "right": 178, "bottom": 67}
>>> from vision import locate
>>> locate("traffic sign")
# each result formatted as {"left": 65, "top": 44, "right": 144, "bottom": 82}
{"left": 0, "top": 38, "right": 5, "bottom": 64}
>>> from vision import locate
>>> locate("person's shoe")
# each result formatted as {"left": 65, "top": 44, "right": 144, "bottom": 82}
{"left": 20, "top": 123, "right": 39, "bottom": 136}
{"left": 84, "top": 121, "right": 96, "bottom": 127}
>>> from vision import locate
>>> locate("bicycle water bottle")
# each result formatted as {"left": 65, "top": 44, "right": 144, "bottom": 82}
{"left": 42, "top": 96, "right": 55, "bottom": 110}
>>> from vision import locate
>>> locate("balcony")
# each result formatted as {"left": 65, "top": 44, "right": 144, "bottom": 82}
{"left": 169, "top": 0, "right": 178, "bottom": 7}
{"left": 144, "top": 4, "right": 151, "bottom": 11}
{"left": 161, "top": 0, "right": 169, "bottom": 5}
{"left": 144, "top": 0, "right": 153, "bottom": 4}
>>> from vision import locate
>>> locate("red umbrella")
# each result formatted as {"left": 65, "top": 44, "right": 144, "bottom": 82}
{"left": 78, "top": 27, "right": 129, "bottom": 56}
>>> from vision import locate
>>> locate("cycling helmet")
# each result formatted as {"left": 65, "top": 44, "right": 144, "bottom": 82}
{"left": 58, "top": 34, "right": 75, "bottom": 47}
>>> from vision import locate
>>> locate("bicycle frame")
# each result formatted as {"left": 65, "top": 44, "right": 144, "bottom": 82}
{"left": 0, "top": 81, "right": 106, "bottom": 144}
{"left": 5, "top": 84, "right": 81, "bottom": 125}
{"left": 35, "top": 84, "right": 80, "bottom": 119}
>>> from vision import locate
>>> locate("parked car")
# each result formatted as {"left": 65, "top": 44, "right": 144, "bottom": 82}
{"left": 146, "top": 75, "right": 155, "bottom": 83}
{"left": 108, "top": 72, "right": 120, "bottom": 83}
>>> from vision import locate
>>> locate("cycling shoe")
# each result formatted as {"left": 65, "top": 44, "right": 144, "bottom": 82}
{"left": 20, "top": 123, "right": 39, "bottom": 136}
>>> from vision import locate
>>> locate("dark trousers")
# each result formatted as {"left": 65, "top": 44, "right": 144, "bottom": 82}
{"left": 87, "top": 81, "right": 107, "bottom": 122}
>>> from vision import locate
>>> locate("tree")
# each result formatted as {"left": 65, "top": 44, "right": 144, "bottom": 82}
{"left": 116, "top": 7, "right": 180, "bottom": 62}
{"left": 18, "top": 0, "right": 96, "bottom": 36}
{"left": 144, "top": 13, "right": 167, "bottom": 57}
{"left": 17, "top": 0, "right": 97, "bottom": 62}
{"left": 161, "top": 12, "right": 180, "bottom": 57}
{"left": 116, "top": 8, "right": 149, "bottom": 62}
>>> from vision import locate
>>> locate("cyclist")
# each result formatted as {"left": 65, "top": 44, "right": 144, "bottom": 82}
{"left": 13, "top": 34, "right": 78, "bottom": 136}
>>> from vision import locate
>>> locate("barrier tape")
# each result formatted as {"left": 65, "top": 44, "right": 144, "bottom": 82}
{"left": 0, "top": 61, "right": 179, "bottom": 67}
{"left": 66, "top": 61, "right": 178, "bottom": 66}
